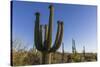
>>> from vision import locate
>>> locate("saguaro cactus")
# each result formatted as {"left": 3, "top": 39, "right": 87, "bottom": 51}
{"left": 72, "top": 39, "right": 77, "bottom": 62}
{"left": 83, "top": 46, "right": 85, "bottom": 59}
{"left": 62, "top": 42, "right": 64, "bottom": 63}
{"left": 34, "top": 5, "right": 64, "bottom": 64}
{"left": 72, "top": 39, "right": 77, "bottom": 55}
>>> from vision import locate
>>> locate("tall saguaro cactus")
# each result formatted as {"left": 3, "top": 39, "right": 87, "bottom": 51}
{"left": 34, "top": 5, "right": 64, "bottom": 64}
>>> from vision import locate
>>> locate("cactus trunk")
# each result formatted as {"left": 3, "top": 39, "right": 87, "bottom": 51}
{"left": 41, "top": 52, "right": 51, "bottom": 64}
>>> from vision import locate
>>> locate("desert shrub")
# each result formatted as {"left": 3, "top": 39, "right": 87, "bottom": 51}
{"left": 12, "top": 49, "right": 41, "bottom": 66}
{"left": 66, "top": 54, "right": 72, "bottom": 63}
{"left": 12, "top": 39, "right": 41, "bottom": 66}
{"left": 22, "top": 51, "right": 40, "bottom": 65}
{"left": 72, "top": 54, "right": 81, "bottom": 62}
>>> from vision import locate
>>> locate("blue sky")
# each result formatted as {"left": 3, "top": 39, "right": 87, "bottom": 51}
{"left": 12, "top": 1, "right": 97, "bottom": 53}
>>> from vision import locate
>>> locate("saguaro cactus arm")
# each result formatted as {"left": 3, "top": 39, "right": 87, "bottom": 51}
{"left": 54, "top": 21, "right": 61, "bottom": 45}
{"left": 44, "top": 24, "right": 48, "bottom": 49}
{"left": 56, "top": 22, "right": 64, "bottom": 48}
{"left": 39, "top": 25, "right": 43, "bottom": 47}
{"left": 34, "top": 12, "right": 43, "bottom": 51}
{"left": 50, "top": 21, "right": 64, "bottom": 52}
{"left": 44, "top": 24, "right": 48, "bottom": 41}
{"left": 47, "top": 5, "right": 54, "bottom": 49}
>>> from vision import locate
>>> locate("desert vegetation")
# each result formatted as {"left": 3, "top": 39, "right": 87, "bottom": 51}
{"left": 12, "top": 39, "right": 97, "bottom": 66}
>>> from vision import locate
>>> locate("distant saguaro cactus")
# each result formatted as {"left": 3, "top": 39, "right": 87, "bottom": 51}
{"left": 83, "top": 46, "right": 85, "bottom": 59}
{"left": 72, "top": 39, "right": 77, "bottom": 55}
{"left": 72, "top": 39, "right": 77, "bottom": 62}
{"left": 62, "top": 42, "right": 64, "bottom": 63}
{"left": 34, "top": 5, "right": 64, "bottom": 64}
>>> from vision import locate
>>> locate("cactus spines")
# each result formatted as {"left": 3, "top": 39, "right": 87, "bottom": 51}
{"left": 34, "top": 5, "right": 64, "bottom": 64}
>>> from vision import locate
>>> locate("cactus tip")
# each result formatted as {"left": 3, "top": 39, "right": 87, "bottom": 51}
{"left": 49, "top": 5, "right": 53, "bottom": 8}
{"left": 57, "top": 20, "right": 60, "bottom": 24}
{"left": 57, "top": 21, "right": 64, "bottom": 25}
{"left": 61, "top": 21, "right": 64, "bottom": 25}
{"left": 35, "top": 12, "right": 40, "bottom": 16}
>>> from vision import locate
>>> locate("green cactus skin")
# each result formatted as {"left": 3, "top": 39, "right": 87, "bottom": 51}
{"left": 34, "top": 5, "right": 64, "bottom": 64}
